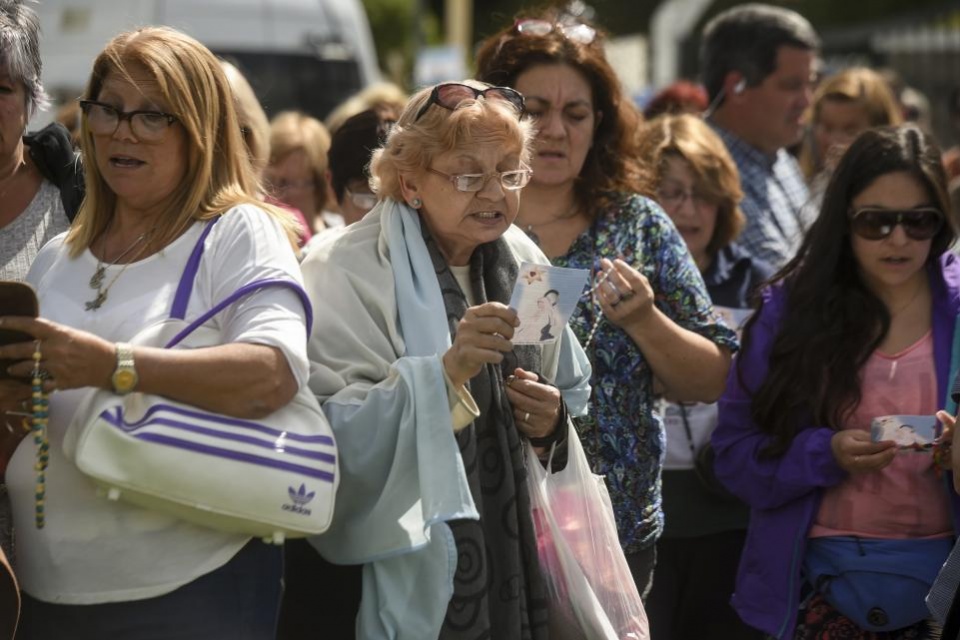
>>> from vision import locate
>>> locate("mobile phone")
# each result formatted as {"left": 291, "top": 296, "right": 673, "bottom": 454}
{"left": 0, "top": 282, "right": 38, "bottom": 380}
{"left": 870, "top": 415, "right": 937, "bottom": 451}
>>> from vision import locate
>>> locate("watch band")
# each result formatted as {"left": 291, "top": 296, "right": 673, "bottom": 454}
{"left": 116, "top": 342, "right": 135, "bottom": 369}
{"left": 112, "top": 342, "right": 139, "bottom": 395}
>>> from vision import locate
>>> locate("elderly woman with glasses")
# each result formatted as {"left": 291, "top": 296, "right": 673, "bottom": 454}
{"left": 476, "top": 10, "right": 738, "bottom": 597}
{"left": 712, "top": 125, "right": 960, "bottom": 638}
{"left": 0, "top": 27, "right": 308, "bottom": 638}
{"left": 303, "top": 79, "right": 591, "bottom": 640}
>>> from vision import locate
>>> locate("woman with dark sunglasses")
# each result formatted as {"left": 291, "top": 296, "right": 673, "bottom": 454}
{"left": 302, "top": 79, "right": 591, "bottom": 640}
{"left": 712, "top": 125, "right": 960, "bottom": 639}
{"left": 476, "top": 9, "right": 739, "bottom": 598}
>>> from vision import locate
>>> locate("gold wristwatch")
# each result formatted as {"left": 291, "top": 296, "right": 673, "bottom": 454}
{"left": 111, "top": 342, "right": 139, "bottom": 395}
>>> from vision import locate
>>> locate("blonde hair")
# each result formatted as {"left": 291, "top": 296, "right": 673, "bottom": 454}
{"left": 370, "top": 80, "right": 534, "bottom": 202}
{"left": 68, "top": 26, "right": 299, "bottom": 256}
{"left": 637, "top": 114, "right": 745, "bottom": 257}
{"left": 800, "top": 67, "right": 903, "bottom": 178}
{"left": 268, "top": 111, "right": 331, "bottom": 214}
{"left": 220, "top": 59, "right": 270, "bottom": 175}
{"left": 324, "top": 82, "right": 408, "bottom": 134}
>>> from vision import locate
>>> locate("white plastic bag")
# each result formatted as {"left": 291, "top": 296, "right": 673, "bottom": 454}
{"left": 526, "top": 424, "right": 649, "bottom": 640}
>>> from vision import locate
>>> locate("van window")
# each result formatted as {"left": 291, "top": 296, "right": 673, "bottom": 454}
{"left": 221, "top": 52, "right": 363, "bottom": 121}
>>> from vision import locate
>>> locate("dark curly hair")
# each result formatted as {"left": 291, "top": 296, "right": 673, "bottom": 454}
{"left": 475, "top": 8, "right": 652, "bottom": 211}
{"left": 742, "top": 125, "right": 956, "bottom": 457}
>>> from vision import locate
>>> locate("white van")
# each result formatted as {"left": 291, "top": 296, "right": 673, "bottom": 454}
{"left": 34, "top": 0, "right": 380, "bottom": 124}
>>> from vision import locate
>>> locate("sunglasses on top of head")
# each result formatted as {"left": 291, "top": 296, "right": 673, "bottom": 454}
{"left": 848, "top": 207, "right": 944, "bottom": 241}
{"left": 414, "top": 83, "right": 525, "bottom": 122}
{"left": 513, "top": 18, "right": 597, "bottom": 45}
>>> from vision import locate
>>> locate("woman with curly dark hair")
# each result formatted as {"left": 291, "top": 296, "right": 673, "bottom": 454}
{"left": 476, "top": 10, "right": 738, "bottom": 596}
{"left": 713, "top": 124, "right": 960, "bottom": 639}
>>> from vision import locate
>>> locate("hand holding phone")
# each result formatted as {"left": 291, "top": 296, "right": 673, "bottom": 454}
{"left": 0, "top": 282, "right": 39, "bottom": 380}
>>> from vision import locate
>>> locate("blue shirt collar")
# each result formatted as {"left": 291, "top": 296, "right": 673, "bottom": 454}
{"left": 709, "top": 122, "right": 779, "bottom": 171}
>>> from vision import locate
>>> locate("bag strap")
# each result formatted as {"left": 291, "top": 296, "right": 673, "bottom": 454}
{"left": 164, "top": 278, "right": 313, "bottom": 349}
{"left": 164, "top": 216, "right": 313, "bottom": 349}
{"left": 170, "top": 217, "right": 221, "bottom": 320}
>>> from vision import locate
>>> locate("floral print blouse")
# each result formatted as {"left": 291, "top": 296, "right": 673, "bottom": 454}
{"left": 551, "top": 192, "right": 739, "bottom": 553}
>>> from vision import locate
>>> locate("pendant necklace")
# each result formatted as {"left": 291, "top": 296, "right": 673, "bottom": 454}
{"left": 86, "top": 227, "right": 153, "bottom": 311}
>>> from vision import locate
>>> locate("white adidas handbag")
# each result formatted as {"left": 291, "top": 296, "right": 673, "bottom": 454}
{"left": 64, "top": 219, "right": 338, "bottom": 544}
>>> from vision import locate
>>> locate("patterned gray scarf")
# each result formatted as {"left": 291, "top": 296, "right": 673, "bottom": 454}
{"left": 422, "top": 226, "right": 549, "bottom": 640}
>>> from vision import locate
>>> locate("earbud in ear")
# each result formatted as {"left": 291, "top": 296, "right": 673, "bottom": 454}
{"left": 733, "top": 79, "right": 747, "bottom": 95}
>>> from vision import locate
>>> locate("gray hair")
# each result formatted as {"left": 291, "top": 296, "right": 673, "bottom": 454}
{"left": 700, "top": 3, "right": 819, "bottom": 103}
{"left": 0, "top": 0, "right": 48, "bottom": 118}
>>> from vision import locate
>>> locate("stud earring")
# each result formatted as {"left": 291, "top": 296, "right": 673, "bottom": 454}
{"left": 411, "top": 197, "right": 422, "bottom": 209}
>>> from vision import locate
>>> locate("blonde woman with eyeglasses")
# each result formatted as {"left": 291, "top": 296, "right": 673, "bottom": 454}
{"left": 0, "top": 27, "right": 308, "bottom": 638}
{"left": 303, "top": 79, "right": 592, "bottom": 640}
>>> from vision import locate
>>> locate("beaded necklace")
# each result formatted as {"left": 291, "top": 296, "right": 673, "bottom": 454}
{"left": 27, "top": 342, "right": 49, "bottom": 528}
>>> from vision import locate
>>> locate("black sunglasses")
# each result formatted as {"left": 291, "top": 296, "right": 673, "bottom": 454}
{"left": 414, "top": 83, "right": 525, "bottom": 122}
{"left": 848, "top": 207, "right": 944, "bottom": 241}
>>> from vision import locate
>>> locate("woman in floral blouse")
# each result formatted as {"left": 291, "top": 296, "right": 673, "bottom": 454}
{"left": 476, "top": 9, "right": 738, "bottom": 596}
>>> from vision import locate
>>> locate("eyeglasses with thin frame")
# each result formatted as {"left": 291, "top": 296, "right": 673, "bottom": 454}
{"left": 514, "top": 18, "right": 597, "bottom": 45}
{"left": 414, "top": 83, "right": 525, "bottom": 122}
{"left": 79, "top": 100, "right": 178, "bottom": 142}
{"left": 345, "top": 187, "right": 377, "bottom": 211}
{"left": 656, "top": 183, "right": 719, "bottom": 209}
{"left": 426, "top": 165, "right": 532, "bottom": 193}
{"left": 848, "top": 207, "right": 944, "bottom": 241}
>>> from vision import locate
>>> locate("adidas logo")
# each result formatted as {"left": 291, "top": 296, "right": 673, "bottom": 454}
{"left": 282, "top": 483, "right": 315, "bottom": 516}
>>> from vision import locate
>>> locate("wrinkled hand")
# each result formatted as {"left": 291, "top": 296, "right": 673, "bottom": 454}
{"left": 0, "top": 379, "right": 31, "bottom": 416}
{"left": 443, "top": 303, "right": 518, "bottom": 389}
{"left": 0, "top": 316, "right": 115, "bottom": 392}
{"left": 831, "top": 429, "right": 897, "bottom": 473}
{"left": 595, "top": 258, "right": 655, "bottom": 329}
{"left": 0, "top": 379, "right": 37, "bottom": 476}
{"left": 505, "top": 368, "right": 561, "bottom": 439}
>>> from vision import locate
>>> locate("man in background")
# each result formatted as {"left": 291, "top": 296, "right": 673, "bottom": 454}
{"left": 701, "top": 3, "right": 819, "bottom": 268}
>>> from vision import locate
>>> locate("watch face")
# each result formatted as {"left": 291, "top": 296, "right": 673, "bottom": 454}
{"left": 113, "top": 369, "right": 138, "bottom": 392}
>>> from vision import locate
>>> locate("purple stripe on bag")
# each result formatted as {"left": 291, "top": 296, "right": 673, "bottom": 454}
{"left": 99, "top": 403, "right": 335, "bottom": 445}
{"left": 171, "top": 218, "right": 220, "bottom": 320}
{"left": 100, "top": 412, "right": 336, "bottom": 464}
{"left": 164, "top": 278, "right": 314, "bottom": 349}
{"left": 134, "top": 432, "right": 336, "bottom": 482}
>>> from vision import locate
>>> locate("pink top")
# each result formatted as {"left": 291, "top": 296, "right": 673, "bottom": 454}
{"left": 809, "top": 330, "right": 952, "bottom": 539}
{"left": 264, "top": 195, "right": 312, "bottom": 246}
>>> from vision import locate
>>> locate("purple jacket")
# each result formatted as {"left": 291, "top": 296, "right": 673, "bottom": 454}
{"left": 712, "top": 253, "right": 960, "bottom": 639}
